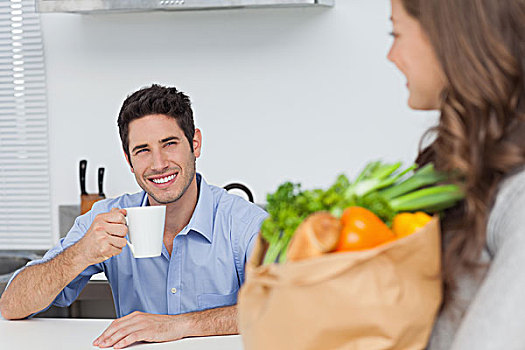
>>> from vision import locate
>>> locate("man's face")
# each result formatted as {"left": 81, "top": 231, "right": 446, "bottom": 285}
{"left": 126, "top": 114, "right": 201, "bottom": 205}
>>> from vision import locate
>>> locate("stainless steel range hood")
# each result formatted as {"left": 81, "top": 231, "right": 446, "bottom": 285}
{"left": 36, "top": 0, "right": 334, "bottom": 13}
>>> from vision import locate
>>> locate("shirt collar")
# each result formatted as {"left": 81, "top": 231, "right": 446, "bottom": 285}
{"left": 142, "top": 173, "right": 214, "bottom": 243}
{"left": 140, "top": 192, "right": 148, "bottom": 207}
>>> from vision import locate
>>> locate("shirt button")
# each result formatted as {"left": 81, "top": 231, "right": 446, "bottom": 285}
{"left": 171, "top": 288, "right": 177, "bottom": 294}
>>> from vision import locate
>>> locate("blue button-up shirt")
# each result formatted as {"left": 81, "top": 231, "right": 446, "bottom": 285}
{"left": 11, "top": 174, "right": 267, "bottom": 318}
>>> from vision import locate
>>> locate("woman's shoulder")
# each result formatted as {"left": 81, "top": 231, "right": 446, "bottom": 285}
{"left": 491, "top": 165, "right": 525, "bottom": 213}
{"left": 486, "top": 166, "right": 525, "bottom": 253}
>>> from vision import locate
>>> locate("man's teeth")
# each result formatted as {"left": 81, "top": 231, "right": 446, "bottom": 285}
{"left": 151, "top": 174, "right": 176, "bottom": 184}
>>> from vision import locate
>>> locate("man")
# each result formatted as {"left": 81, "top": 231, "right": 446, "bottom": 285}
{"left": 0, "top": 84, "right": 268, "bottom": 349}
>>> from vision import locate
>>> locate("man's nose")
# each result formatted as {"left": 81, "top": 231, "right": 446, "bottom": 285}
{"left": 151, "top": 150, "right": 169, "bottom": 171}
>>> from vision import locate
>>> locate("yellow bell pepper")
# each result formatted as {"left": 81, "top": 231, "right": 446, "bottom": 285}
{"left": 392, "top": 212, "right": 432, "bottom": 238}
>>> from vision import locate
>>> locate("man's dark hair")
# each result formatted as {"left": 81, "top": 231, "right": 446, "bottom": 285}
{"left": 117, "top": 84, "right": 195, "bottom": 162}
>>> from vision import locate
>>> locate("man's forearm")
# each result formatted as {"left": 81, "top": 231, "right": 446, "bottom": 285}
{"left": 0, "top": 244, "right": 89, "bottom": 320}
{"left": 183, "top": 305, "right": 238, "bottom": 337}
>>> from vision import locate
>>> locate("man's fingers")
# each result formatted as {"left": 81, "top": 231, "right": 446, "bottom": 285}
{"left": 97, "top": 328, "right": 132, "bottom": 349}
{"left": 113, "top": 332, "right": 143, "bottom": 349}
{"left": 110, "top": 207, "right": 127, "bottom": 215}
{"left": 97, "top": 233, "right": 126, "bottom": 258}
{"left": 93, "top": 319, "right": 124, "bottom": 347}
{"left": 108, "top": 236, "right": 128, "bottom": 250}
{"left": 94, "top": 315, "right": 144, "bottom": 348}
{"left": 105, "top": 222, "right": 128, "bottom": 238}
{"left": 81, "top": 209, "right": 129, "bottom": 265}
{"left": 95, "top": 238, "right": 125, "bottom": 260}
{"left": 104, "top": 208, "right": 127, "bottom": 225}
{"left": 93, "top": 312, "right": 140, "bottom": 345}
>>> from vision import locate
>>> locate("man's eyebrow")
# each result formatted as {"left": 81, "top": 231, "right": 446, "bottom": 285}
{"left": 161, "top": 136, "right": 181, "bottom": 143}
{"left": 131, "top": 144, "right": 148, "bottom": 153}
{"left": 131, "top": 137, "right": 181, "bottom": 153}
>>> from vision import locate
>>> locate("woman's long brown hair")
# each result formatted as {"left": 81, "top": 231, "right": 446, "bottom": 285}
{"left": 401, "top": 0, "right": 525, "bottom": 306}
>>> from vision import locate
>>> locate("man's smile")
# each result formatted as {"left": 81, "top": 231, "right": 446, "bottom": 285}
{"left": 148, "top": 172, "right": 178, "bottom": 187}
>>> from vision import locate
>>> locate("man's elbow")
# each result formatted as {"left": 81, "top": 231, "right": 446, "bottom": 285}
{"left": 0, "top": 294, "right": 24, "bottom": 320}
{"left": 0, "top": 308, "right": 17, "bottom": 320}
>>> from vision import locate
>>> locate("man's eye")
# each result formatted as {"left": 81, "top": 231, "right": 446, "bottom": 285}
{"left": 165, "top": 142, "right": 177, "bottom": 147}
{"left": 135, "top": 149, "right": 148, "bottom": 155}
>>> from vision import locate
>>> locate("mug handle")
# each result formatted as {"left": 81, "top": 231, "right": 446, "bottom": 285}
{"left": 126, "top": 241, "right": 135, "bottom": 255}
{"left": 124, "top": 212, "right": 135, "bottom": 255}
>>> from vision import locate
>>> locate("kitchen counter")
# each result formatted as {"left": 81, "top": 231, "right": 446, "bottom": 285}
{"left": 0, "top": 274, "right": 116, "bottom": 319}
{"left": 0, "top": 318, "right": 243, "bottom": 349}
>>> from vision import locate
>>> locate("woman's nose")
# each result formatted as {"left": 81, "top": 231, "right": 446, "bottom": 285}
{"left": 387, "top": 46, "right": 395, "bottom": 63}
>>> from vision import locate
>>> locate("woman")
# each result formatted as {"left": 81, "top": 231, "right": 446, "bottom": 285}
{"left": 388, "top": 0, "right": 525, "bottom": 348}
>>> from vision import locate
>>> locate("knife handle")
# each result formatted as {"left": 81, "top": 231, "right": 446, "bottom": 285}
{"left": 80, "top": 160, "right": 87, "bottom": 195}
{"left": 98, "top": 167, "right": 105, "bottom": 197}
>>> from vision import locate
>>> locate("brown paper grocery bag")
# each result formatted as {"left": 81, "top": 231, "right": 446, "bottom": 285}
{"left": 238, "top": 218, "right": 442, "bottom": 350}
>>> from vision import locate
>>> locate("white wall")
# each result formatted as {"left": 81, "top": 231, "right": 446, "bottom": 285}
{"left": 42, "top": 0, "right": 437, "bottom": 243}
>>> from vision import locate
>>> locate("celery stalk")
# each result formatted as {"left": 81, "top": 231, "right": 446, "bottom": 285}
{"left": 379, "top": 164, "right": 446, "bottom": 200}
{"left": 346, "top": 162, "right": 413, "bottom": 197}
{"left": 389, "top": 184, "right": 464, "bottom": 212}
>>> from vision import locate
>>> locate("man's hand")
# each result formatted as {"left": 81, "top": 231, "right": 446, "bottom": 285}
{"left": 93, "top": 305, "right": 238, "bottom": 349}
{"left": 92, "top": 311, "right": 186, "bottom": 349}
{"left": 77, "top": 208, "right": 128, "bottom": 265}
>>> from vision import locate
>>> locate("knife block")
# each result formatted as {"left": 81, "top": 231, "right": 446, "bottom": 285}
{"left": 81, "top": 194, "right": 105, "bottom": 215}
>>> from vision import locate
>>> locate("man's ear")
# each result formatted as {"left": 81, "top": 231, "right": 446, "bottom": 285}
{"left": 124, "top": 149, "right": 134, "bottom": 173}
{"left": 193, "top": 128, "right": 202, "bottom": 159}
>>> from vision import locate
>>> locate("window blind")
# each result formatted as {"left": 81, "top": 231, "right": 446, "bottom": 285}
{"left": 0, "top": 0, "right": 51, "bottom": 249}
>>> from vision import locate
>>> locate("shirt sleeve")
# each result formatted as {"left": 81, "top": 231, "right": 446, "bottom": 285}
{"left": 6, "top": 208, "right": 104, "bottom": 315}
{"left": 450, "top": 180, "right": 525, "bottom": 349}
{"left": 233, "top": 206, "right": 268, "bottom": 287}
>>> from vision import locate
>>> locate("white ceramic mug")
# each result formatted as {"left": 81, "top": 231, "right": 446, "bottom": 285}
{"left": 125, "top": 206, "right": 166, "bottom": 258}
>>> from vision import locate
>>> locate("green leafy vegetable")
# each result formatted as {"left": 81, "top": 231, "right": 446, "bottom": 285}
{"left": 261, "top": 161, "right": 464, "bottom": 264}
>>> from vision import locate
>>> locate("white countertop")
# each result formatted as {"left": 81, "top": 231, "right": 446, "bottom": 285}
{"left": 0, "top": 318, "right": 243, "bottom": 349}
